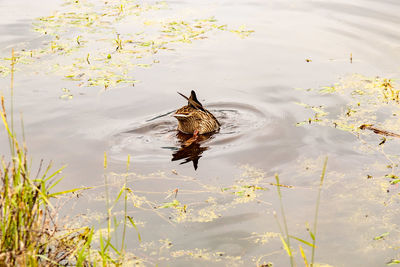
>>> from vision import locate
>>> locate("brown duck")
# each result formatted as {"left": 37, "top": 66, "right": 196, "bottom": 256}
{"left": 173, "top": 90, "right": 220, "bottom": 135}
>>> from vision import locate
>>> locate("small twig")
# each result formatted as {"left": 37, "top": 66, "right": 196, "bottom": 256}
{"left": 35, "top": 159, "right": 44, "bottom": 180}
{"left": 359, "top": 124, "right": 400, "bottom": 138}
{"left": 269, "top": 182, "right": 293, "bottom": 189}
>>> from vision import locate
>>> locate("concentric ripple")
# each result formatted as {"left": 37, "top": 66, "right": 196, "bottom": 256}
{"left": 109, "top": 102, "right": 269, "bottom": 162}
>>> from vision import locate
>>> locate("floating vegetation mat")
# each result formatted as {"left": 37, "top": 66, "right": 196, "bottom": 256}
{"left": 80, "top": 155, "right": 400, "bottom": 266}
{"left": 0, "top": 0, "right": 253, "bottom": 90}
{"left": 297, "top": 74, "right": 400, "bottom": 132}
{"left": 100, "top": 165, "right": 273, "bottom": 224}
{"left": 78, "top": 165, "right": 292, "bottom": 266}
{"left": 295, "top": 74, "right": 400, "bottom": 264}
{"left": 297, "top": 74, "right": 400, "bottom": 179}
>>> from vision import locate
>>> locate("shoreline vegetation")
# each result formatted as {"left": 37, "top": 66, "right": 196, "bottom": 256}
{"left": 0, "top": 50, "right": 139, "bottom": 266}
{"left": 0, "top": 99, "right": 142, "bottom": 265}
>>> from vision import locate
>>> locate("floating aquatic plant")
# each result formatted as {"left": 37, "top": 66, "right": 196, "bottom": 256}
{"left": 0, "top": 0, "right": 253, "bottom": 91}
{"left": 297, "top": 74, "right": 400, "bottom": 188}
{"left": 297, "top": 74, "right": 400, "bottom": 135}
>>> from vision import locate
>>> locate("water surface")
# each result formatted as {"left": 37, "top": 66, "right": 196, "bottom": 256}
{"left": 1, "top": 0, "right": 400, "bottom": 266}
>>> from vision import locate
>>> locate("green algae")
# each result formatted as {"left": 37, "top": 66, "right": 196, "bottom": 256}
{"left": 0, "top": 64, "right": 10, "bottom": 77}
{"left": 0, "top": 0, "right": 253, "bottom": 91}
{"left": 297, "top": 75, "right": 400, "bottom": 265}
{"left": 297, "top": 75, "right": 400, "bottom": 188}
{"left": 297, "top": 74, "right": 400, "bottom": 136}
{"left": 81, "top": 165, "right": 280, "bottom": 265}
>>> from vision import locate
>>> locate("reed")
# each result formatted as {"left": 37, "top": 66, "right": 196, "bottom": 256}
{"left": 96, "top": 153, "right": 140, "bottom": 266}
{"left": 274, "top": 157, "right": 328, "bottom": 267}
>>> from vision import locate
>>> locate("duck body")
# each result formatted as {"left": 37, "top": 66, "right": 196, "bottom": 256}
{"left": 174, "top": 90, "right": 220, "bottom": 135}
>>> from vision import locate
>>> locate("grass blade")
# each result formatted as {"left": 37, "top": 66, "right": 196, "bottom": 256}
{"left": 311, "top": 157, "right": 328, "bottom": 265}
{"left": 47, "top": 187, "right": 92, "bottom": 197}
{"left": 299, "top": 245, "right": 309, "bottom": 267}
{"left": 275, "top": 174, "right": 294, "bottom": 266}
{"left": 127, "top": 216, "right": 141, "bottom": 242}
{"left": 279, "top": 234, "right": 292, "bottom": 257}
{"left": 289, "top": 235, "right": 315, "bottom": 248}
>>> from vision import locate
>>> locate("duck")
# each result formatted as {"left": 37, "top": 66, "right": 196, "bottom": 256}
{"left": 173, "top": 90, "right": 220, "bottom": 136}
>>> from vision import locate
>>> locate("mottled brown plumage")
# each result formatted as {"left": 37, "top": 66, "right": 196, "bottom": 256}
{"left": 174, "top": 90, "right": 220, "bottom": 134}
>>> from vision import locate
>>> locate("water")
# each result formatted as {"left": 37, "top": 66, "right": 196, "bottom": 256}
{"left": 1, "top": 0, "right": 400, "bottom": 266}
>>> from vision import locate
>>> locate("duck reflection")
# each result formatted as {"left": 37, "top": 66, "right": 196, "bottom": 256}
{"left": 171, "top": 131, "right": 215, "bottom": 170}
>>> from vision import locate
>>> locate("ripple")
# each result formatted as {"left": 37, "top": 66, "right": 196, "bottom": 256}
{"left": 109, "top": 102, "right": 269, "bottom": 162}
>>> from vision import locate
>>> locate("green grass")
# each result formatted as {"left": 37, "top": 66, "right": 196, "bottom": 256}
{"left": 0, "top": 100, "right": 137, "bottom": 266}
{"left": 0, "top": 50, "right": 138, "bottom": 266}
{"left": 0, "top": 50, "right": 93, "bottom": 265}
{"left": 0, "top": 95, "right": 92, "bottom": 265}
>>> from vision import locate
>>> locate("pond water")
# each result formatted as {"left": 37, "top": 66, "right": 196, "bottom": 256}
{"left": 1, "top": 0, "right": 400, "bottom": 266}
